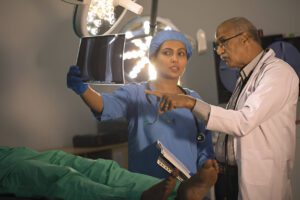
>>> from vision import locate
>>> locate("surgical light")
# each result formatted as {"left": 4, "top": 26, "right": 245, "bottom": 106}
{"left": 62, "top": 0, "right": 143, "bottom": 37}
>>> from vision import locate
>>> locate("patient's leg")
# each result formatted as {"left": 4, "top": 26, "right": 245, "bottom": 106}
{"left": 31, "top": 149, "right": 173, "bottom": 197}
{"left": 1, "top": 148, "right": 177, "bottom": 200}
{"left": 1, "top": 157, "right": 164, "bottom": 200}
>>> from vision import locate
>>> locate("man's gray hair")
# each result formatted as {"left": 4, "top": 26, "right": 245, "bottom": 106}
{"left": 219, "top": 17, "right": 261, "bottom": 44}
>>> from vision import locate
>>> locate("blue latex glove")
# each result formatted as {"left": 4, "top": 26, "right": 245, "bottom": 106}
{"left": 67, "top": 66, "right": 88, "bottom": 95}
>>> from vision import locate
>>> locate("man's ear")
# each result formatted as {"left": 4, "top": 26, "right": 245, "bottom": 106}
{"left": 241, "top": 32, "right": 251, "bottom": 44}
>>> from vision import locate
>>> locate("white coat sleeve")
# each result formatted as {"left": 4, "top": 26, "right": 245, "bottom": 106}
{"left": 204, "top": 62, "right": 299, "bottom": 136}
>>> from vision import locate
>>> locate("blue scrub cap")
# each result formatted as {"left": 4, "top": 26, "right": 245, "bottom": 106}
{"left": 149, "top": 30, "right": 193, "bottom": 60}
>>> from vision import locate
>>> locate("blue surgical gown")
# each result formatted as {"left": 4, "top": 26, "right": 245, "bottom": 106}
{"left": 94, "top": 82, "right": 214, "bottom": 178}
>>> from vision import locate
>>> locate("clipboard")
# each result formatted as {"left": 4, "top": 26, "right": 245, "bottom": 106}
{"left": 156, "top": 140, "right": 191, "bottom": 182}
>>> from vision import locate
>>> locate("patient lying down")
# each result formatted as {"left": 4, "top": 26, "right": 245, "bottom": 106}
{"left": 0, "top": 147, "right": 218, "bottom": 200}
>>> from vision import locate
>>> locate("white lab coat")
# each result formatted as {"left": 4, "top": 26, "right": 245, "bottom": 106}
{"left": 206, "top": 49, "right": 299, "bottom": 200}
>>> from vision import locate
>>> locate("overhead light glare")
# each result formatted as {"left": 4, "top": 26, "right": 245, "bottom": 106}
{"left": 66, "top": 0, "right": 143, "bottom": 37}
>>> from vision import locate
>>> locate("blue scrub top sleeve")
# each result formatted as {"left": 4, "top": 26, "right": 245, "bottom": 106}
{"left": 93, "top": 84, "right": 139, "bottom": 121}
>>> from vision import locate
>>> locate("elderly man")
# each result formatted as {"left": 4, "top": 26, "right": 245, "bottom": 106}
{"left": 146, "top": 17, "right": 299, "bottom": 200}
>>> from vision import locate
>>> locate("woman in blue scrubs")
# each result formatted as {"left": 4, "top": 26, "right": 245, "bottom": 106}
{"left": 67, "top": 30, "right": 214, "bottom": 178}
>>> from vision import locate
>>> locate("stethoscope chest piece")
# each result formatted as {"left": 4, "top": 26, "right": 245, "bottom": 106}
{"left": 197, "top": 132, "right": 205, "bottom": 142}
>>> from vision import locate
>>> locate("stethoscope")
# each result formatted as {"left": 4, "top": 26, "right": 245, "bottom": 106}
{"left": 145, "top": 82, "right": 206, "bottom": 143}
{"left": 224, "top": 50, "right": 267, "bottom": 164}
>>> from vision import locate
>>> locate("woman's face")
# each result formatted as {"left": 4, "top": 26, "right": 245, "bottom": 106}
{"left": 151, "top": 40, "right": 188, "bottom": 80}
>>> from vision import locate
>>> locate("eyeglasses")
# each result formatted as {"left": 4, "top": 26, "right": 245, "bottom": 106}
{"left": 214, "top": 32, "right": 244, "bottom": 51}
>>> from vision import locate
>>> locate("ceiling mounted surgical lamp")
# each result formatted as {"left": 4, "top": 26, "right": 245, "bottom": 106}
{"left": 62, "top": 0, "right": 143, "bottom": 37}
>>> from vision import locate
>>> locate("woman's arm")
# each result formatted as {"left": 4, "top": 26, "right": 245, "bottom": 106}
{"left": 81, "top": 86, "right": 104, "bottom": 113}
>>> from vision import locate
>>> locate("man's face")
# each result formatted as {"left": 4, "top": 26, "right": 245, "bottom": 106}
{"left": 215, "top": 25, "right": 246, "bottom": 68}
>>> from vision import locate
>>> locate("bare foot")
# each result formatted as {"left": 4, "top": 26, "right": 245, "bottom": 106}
{"left": 141, "top": 170, "right": 179, "bottom": 200}
{"left": 176, "top": 159, "right": 219, "bottom": 200}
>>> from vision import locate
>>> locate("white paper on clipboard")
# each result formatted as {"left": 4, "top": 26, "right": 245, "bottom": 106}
{"left": 156, "top": 140, "right": 191, "bottom": 182}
